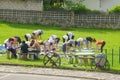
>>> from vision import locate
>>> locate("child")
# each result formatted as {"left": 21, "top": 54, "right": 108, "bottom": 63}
{"left": 32, "top": 29, "right": 44, "bottom": 40}
{"left": 62, "top": 35, "right": 69, "bottom": 43}
{"left": 85, "top": 37, "right": 96, "bottom": 49}
{"left": 66, "top": 32, "right": 74, "bottom": 40}
{"left": 76, "top": 38, "right": 85, "bottom": 51}
{"left": 96, "top": 40, "right": 106, "bottom": 53}
{"left": 24, "top": 33, "right": 35, "bottom": 41}
{"left": 49, "top": 35, "right": 60, "bottom": 49}
{"left": 21, "top": 41, "right": 28, "bottom": 54}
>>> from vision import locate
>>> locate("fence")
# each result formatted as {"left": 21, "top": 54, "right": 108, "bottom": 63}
{"left": 104, "top": 47, "right": 120, "bottom": 67}
{"left": 0, "top": 9, "right": 120, "bottom": 29}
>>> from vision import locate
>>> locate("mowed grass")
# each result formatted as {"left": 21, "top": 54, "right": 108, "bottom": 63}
{"left": 0, "top": 22, "right": 120, "bottom": 72}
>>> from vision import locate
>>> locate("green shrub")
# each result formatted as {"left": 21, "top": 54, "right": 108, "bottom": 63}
{"left": 71, "top": 5, "right": 91, "bottom": 14}
{"left": 108, "top": 5, "right": 120, "bottom": 14}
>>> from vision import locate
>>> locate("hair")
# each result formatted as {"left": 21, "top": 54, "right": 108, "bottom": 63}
{"left": 8, "top": 38, "right": 14, "bottom": 42}
{"left": 92, "top": 38, "right": 96, "bottom": 42}
{"left": 30, "top": 40, "right": 35, "bottom": 46}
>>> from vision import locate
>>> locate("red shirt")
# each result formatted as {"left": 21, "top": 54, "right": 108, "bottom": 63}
{"left": 96, "top": 40, "right": 104, "bottom": 45}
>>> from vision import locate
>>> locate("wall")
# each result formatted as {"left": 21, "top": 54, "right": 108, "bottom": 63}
{"left": 0, "top": 0, "right": 43, "bottom": 11}
{"left": 0, "top": 9, "right": 120, "bottom": 29}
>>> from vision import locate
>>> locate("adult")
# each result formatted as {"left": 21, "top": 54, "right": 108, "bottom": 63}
{"left": 4, "top": 38, "right": 17, "bottom": 59}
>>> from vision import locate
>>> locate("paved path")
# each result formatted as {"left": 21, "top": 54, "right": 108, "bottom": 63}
{"left": 0, "top": 65, "right": 120, "bottom": 80}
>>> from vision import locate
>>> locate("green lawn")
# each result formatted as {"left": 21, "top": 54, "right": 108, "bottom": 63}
{"left": 0, "top": 22, "right": 120, "bottom": 72}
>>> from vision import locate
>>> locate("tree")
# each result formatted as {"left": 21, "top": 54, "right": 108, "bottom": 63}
{"left": 63, "top": 0, "right": 85, "bottom": 10}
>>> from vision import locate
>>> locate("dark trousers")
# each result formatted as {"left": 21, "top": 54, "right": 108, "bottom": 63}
{"left": 101, "top": 41, "right": 106, "bottom": 53}
{"left": 8, "top": 48, "right": 17, "bottom": 58}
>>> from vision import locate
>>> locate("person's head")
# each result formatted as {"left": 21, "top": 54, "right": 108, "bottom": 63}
{"left": 8, "top": 38, "right": 14, "bottom": 42}
{"left": 39, "top": 31, "right": 44, "bottom": 35}
{"left": 30, "top": 40, "right": 35, "bottom": 46}
{"left": 92, "top": 38, "right": 96, "bottom": 42}
{"left": 14, "top": 36, "right": 21, "bottom": 44}
{"left": 55, "top": 37, "right": 60, "bottom": 43}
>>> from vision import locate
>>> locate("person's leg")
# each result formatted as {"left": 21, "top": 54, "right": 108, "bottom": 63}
{"left": 85, "top": 40, "right": 89, "bottom": 49}
{"left": 24, "top": 35, "right": 28, "bottom": 41}
{"left": 101, "top": 41, "right": 106, "bottom": 53}
{"left": 8, "top": 48, "right": 17, "bottom": 58}
{"left": 62, "top": 44, "right": 66, "bottom": 57}
{"left": 63, "top": 38, "right": 65, "bottom": 43}
{"left": 71, "top": 35, "right": 74, "bottom": 39}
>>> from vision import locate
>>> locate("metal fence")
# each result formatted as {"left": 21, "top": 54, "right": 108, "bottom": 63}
{"left": 0, "top": 9, "right": 120, "bottom": 29}
{"left": 104, "top": 47, "right": 120, "bottom": 67}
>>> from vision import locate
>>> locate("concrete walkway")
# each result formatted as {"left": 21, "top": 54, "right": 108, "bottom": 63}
{"left": 0, "top": 65, "right": 120, "bottom": 80}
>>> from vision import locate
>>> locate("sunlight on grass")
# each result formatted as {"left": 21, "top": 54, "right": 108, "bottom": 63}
{"left": 0, "top": 22, "right": 120, "bottom": 72}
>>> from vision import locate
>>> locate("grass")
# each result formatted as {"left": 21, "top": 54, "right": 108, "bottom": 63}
{"left": 0, "top": 22, "right": 120, "bottom": 72}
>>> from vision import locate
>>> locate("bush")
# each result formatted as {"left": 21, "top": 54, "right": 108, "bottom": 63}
{"left": 70, "top": 5, "right": 91, "bottom": 14}
{"left": 108, "top": 5, "right": 120, "bottom": 14}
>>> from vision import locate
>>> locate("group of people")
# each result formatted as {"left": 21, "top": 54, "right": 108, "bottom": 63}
{"left": 62, "top": 32, "right": 106, "bottom": 57}
{"left": 4, "top": 29, "right": 106, "bottom": 59}
{"left": 4, "top": 29, "right": 43, "bottom": 59}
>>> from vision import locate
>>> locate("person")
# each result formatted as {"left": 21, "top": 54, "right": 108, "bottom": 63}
{"left": 49, "top": 35, "right": 60, "bottom": 49}
{"left": 62, "top": 39, "right": 77, "bottom": 57}
{"left": 4, "top": 38, "right": 17, "bottom": 59}
{"left": 12, "top": 36, "right": 21, "bottom": 49}
{"left": 20, "top": 41, "right": 29, "bottom": 59}
{"left": 62, "top": 35, "right": 69, "bottom": 43}
{"left": 43, "top": 38, "right": 55, "bottom": 53}
{"left": 32, "top": 29, "right": 44, "bottom": 40}
{"left": 21, "top": 41, "right": 29, "bottom": 54}
{"left": 76, "top": 38, "right": 85, "bottom": 51}
{"left": 96, "top": 40, "right": 106, "bottom": 53}
{"left": 29, "top": 40, "right": 41, "bottom": 59}
{"left": 85, "top": 37, "right": 96, "bottom": 49}
{"left": 14, "top": 36, "right": 22, "bottom": 44}
{"left": 66, "top": 32, "right": 74, "bottom": 40}
{"left": 24, "top": 33, "right": 35, "bottom": 41}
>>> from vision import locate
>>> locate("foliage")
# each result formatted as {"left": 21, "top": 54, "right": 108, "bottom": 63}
{"left": 43, "top": 0, "right": 64, "bottom": 11}
{"left": 63, "top": 0, "right": 84, "bottom": 10}
{"left": 108, "top": 5, "right": 120, "bottom": 14}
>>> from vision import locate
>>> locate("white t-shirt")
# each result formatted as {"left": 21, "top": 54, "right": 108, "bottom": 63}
{"left": 25, "top": 33, "right": 32, "bottom": 38}
{"left": 48, "top": 38, "right": 55, "bottom": 44}
{"left": 67, "top": 32, "right": 74, "bottom": 39}
{"left": 68, "top": 39, "right": 75, "bottom": 44}
{"left": 63, "top": 35, "right": 68, "bottom": 40}
{"left": 50, "top": 35, "right": 57, "bottom": 40}
{"left": 33, "top": 30, "right": 42, "bottom": 35}
{"left": 77, "top": 38, "right": 84, "bottom": 42}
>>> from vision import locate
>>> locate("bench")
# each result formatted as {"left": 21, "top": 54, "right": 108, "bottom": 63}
{"left": 18, "top": 53, "right": 27, "bottom": 60}
{"left": 28, "top": 51, "right": 40, "bottom": 60}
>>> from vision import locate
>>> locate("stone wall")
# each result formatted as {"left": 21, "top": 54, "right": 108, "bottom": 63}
{"left": 0, "top": 0, "right": 43, "bottom": 11}
{"left": 0, "top": 9, "right": 120, "bottom": 29}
